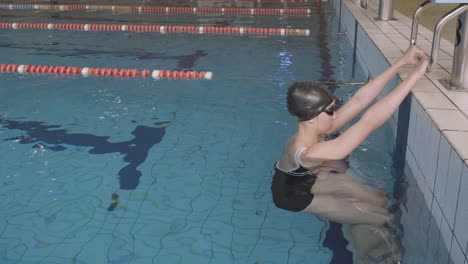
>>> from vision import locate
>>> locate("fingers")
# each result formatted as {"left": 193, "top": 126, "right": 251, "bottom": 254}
{"left": 415, "top": 54, "right": 431, "bottom": 75}
{"left": 415, "top": 54, "right": 426, "bottom": 64}
{"left": 419, "top": 54, "right": 430, "bottom": 65}
{"left": 406, "top": 45, "right": 426, "bottom": 58}
{"left": 414, "top": 54, "right": 422, "bottom": 62}
{"left": 402, "top": 45, "right": 427, "bottom": 67}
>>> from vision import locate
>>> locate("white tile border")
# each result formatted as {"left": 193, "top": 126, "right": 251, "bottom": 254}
{"left": 443, "top": 131, "right": 468, "bottom": 160}
{"left": 413, "top": 92, "right": 457, "bottom": 110}
{"left": 427, "top": 109, "right": 468, "bottom": 131}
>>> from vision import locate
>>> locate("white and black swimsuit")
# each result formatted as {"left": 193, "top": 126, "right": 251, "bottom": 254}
{"left": 271, "top": 137, "right": 322, "bottom": 212}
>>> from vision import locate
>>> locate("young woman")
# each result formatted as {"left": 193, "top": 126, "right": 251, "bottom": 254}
{"left": 271, "top": 45, "right": 429, "bottom": 225}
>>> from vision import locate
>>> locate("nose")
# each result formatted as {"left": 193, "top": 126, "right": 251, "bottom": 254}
{"left": 332, "top": 111, "right": 337, "bottom": 120}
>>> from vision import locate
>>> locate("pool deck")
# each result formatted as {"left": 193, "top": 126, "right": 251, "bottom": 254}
{"left": 345, "top": 0, "right": 468, "bottom": 167}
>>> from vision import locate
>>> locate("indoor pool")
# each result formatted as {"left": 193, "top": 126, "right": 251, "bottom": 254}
{"left": 0, "top": 1, "right": 399, "bottom": 263}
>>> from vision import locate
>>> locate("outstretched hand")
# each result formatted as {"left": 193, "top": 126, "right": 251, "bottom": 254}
{"left": 413, "top": 52, "right": 430, "bottom": 78}
{"left": 400, "top": 45, "right": 427, "bottom": 66}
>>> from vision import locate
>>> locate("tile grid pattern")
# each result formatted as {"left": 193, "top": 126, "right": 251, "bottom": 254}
{"left": 332, "top": 0, "right": 468, "bottom": 263}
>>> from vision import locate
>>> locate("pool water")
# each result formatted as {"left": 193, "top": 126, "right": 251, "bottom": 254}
{"left": 0, "top": 1, "right": 398, "bottom": 263}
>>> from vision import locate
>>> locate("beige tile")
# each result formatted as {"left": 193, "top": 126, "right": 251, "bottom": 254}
{"left": 419, "top": 26, "right": 433, "bottom": 36}
{"left": 394, "top": 40, "right": 410, "bottom": 51}
{"left": 438, "top": 51, "right": 454, "bottom": 60}
{"left": 439, "top": 58, "right": 453, "bottom": 68}
{"left": 393, "top": 39, "right": 411, "bottom": 50}
{"left": 413, "top": 79, "right": 440, "bottom": 93}
{"left": 462, "top": 109, "right": 468, "bottom": 117}
{"left": 374, "top": 23, "right": 401, "bottom": 34}
{"left": 373, "top": 39, "right": 400, "bottom": 50}
{"left": 396, "top": 27, "right": 411, "bottom": 36}
{"left": 382, "top": 49, "right": 404, "bottom": 58}
{"left": 419, "top": 31, "right": 434, "bottom": 42}
{"left": 368, "top": 2, "right": 378, "bottom": 10}
{"left": 440, "top": 45, "right": 455, "bottom": 55}
{"left": 418, "top": 34, "right": 434, "bottom": 45}
{"left": 354, "top": 14, "right": 371, "bottom": 22}
{"left": 441, "top": 38, "right": 453, "bottom": 47}
{"left": 388, "top": 20, "right": 409, "bottom": 29}
{"left": 368, "top": 33, "right": 386, "bottom": 40}
{"left": 427, "top": 68, "right": 451, "bottom": 85}
{"left": 393, "top": 25, "right": 411, "bottom": 32}
{"left": 368, "top": 1, "right": 378, "bottom": 9}
{"left": 381, "top": 26, "right": 400, "bottom": 34}
{"left": 427, "top": 109, "right": 468, "bottom": 131}
{"left": 386, "top": 33, "right": 409, "bottom": 42}
{"left": 368, "top": 10, "right": 378, "bottom": 18}
{"left": 443, "top": 131, "right": 468, "bottom": 160}
{"left": 445, "top": 92, "right": 468, "bottom": 110}
{"left": 428, "top": 77, "right": 451, "bottom": 95}
{"left": 357, "top": 14, "right": 376, "bottom": 24}
{"left": 413, "top": 92, "right": 457, "bottom": 109}
{"left": 417, "top": 38, "right": 432, "bottom": 48}
{"left": 363, "top": 25, "right": 383, "bottom": 33}
{"left": 356, "top": 14, "right": 371, "bottom": 22}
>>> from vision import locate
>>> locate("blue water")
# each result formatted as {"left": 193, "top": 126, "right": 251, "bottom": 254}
{"left": 0, "top": 2, "right": 398, "bottom": 263}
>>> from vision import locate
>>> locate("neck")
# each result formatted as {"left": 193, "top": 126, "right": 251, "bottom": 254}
{"left": 295, "top": 121, "right": 321, "bottom": 147}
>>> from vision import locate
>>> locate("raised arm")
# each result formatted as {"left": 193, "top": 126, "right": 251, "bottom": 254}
{"left": 303, "top": 51, "right": 429, "bottom": 161}
{"left": 329, "top": 46, "right": 425, "bottom": 133}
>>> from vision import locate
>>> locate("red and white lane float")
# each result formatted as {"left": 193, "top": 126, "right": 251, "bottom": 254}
{"left": 0, "top": 22, "right": 310, "bottom": 36}
{"left": 0, "top": 64, "right": 213, "bottom": 80}
{"left": 0, "top": 4, "right": 312, "bottom": 16}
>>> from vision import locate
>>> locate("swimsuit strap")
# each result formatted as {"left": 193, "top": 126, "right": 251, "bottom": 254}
{"left": 285, "top": 169, "right": 313, "bottom": 177}
{"left": 293, "top": 146, "right": 322, "bottom": 175}
{"left": 294, "top": 147, "right": 307, "bottom": 168}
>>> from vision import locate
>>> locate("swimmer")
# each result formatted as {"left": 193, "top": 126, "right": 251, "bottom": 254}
{"left": 271, "top": 46, "right": 428, "bottom": 263}
{"left": 271, "top": 45, "right": 428, "bottom": 222}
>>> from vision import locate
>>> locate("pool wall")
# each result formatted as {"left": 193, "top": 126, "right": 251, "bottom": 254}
{"left": 330, "top": 0, "right": 468, "bottom": 263}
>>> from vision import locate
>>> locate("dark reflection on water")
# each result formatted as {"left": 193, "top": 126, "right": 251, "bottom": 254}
{"left": 0, "top": 117, "right": 170, "bottom": 190}
{"left": 0, "top": 42, "right": 207, "bottom": 70}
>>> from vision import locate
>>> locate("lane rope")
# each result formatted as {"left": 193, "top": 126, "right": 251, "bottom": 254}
{"left": 218, "top": 76, "right": 367, "bottom": 85}
{"left": 0, "top": 22, "right": 311, "bottom": 36}
{"left": 0, "top": 4, "right": 313, "bottom": 16}
{"left": 0, "top": 64, "right": 213, "bottom": 80}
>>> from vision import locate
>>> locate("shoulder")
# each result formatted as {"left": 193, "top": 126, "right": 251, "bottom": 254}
{"left": 298, "top": 146, "right": 326, "bottom": 167}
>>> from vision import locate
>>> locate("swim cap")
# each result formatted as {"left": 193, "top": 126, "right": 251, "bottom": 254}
{"left": 286, "top": 82, "right": 334, "bottom": 121}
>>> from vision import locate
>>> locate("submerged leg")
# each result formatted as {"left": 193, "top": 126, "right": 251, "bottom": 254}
{"left": 346, "top": 224, "right": 401, "bottom": 264}
{"left": 312, "top": 173, "right": 389, "bottom": 207}
{"left": 302, "top": 194, "right": 391, "bottom": 225}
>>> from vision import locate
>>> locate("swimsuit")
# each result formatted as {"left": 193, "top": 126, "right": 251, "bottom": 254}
{"left": 271, "top": 145, "right": 321, "bottom": 212}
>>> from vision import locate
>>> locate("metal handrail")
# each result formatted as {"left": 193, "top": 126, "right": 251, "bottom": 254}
{"left": 428, "top": 4, "right": 468, "bottom": 72}
{"left": 378, "top": 0, "right": 394, "bottom": 20}
{"left": 410, "top": 0, "right": 433, "bottom": 45}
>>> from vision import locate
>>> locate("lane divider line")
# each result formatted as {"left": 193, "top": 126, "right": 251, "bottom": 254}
{"left": 0, "top": 22, "right": 310, "bottom": 36}
{"left": 0, "top": 64, "right": 213, "bottom": 80}
{"left": 0, "top": 4, "right": 313, "bottom": 16}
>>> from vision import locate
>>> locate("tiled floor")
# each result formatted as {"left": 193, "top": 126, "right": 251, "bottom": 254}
{"left": 344, "top": 0, "right": 468, "bottom": 166}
